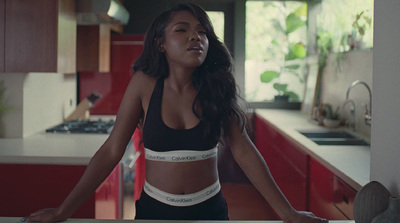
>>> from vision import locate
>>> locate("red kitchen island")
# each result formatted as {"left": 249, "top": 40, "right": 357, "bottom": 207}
{"left": 0, "top": 132, "right": 122, "bottom": 219}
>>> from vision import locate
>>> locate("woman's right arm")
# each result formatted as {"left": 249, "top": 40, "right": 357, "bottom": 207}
{"left": 27, "top": 72, "right": 147, "bottom": 223}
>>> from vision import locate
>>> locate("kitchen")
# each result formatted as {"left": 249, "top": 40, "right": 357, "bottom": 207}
{"left": 0, "top": 0, "right": 399, "bottom": 222}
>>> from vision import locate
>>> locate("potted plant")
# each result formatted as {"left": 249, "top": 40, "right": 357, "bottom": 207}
{"left": 0, "top": 80, "right": 13, "bottom": 137}
{"left": 348, "top": 10, "right": 372, "bottom": 49}
{"left": 259, "top": 3, "right": 307, "bottom": 103}
{"left": 321, "top": 104, "right": 341, "bottom": 128}
{"left": 0, "top": 80, "right": 12, "bottom": 115}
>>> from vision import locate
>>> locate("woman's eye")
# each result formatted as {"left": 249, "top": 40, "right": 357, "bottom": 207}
{"left": 175, "top": 29, "right": 186, "bottom": 32}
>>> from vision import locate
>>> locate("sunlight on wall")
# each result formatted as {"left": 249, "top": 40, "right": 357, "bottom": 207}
{"left": 206, "top": 11, "right": 225, "bottom": 42}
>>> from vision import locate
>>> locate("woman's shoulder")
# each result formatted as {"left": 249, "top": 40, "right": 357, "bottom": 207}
{"left": 130, "top": 71, "right": 158, "bottom": 96}
{"left": 132, "top": 70, "right": 157, "bottom": 82}
{"left": 130, "top": 71, "right": 157, "bottom": 88}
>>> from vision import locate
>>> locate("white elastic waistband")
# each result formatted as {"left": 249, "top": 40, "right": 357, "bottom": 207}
{"left": 143, "top": 180, "right": 221, "bottom": 207}
{"left": 144, "top": 146, "right": 217, "bottom": 162}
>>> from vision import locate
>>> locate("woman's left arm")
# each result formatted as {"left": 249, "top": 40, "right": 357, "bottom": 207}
{"left": 226, "top": 117, "right": 327, "bottom": 223}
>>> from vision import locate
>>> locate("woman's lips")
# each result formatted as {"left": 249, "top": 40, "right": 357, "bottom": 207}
{"left": 187, "top": 44, "right": 203, "bottom": 53}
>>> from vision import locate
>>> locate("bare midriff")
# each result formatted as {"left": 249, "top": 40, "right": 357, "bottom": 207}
{"left": 145, "top": 156, "right": 219, "bottom": 194}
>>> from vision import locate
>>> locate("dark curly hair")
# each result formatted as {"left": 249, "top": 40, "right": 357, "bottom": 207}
{"left": 133, "top": 3, "right": 248, "bottom": 143}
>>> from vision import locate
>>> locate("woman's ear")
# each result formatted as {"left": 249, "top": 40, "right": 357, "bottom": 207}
{"left": 156, "top": 37, "right": 165, "bottom": 52}
{"left": 159, "top": 44, "right": 165, "bottom": 52}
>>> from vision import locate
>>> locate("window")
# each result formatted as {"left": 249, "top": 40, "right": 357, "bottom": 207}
{"left": 245, "top": 1, "right": 308, "bottom": 102}
{"left": 244, "top": 0, "right": 374, "bottom": 103}
{"left": 316, "top": 0, "right": 373, "bottom": 52}
{"left": 206, "top": 11, "right": 225, "bottom": 42}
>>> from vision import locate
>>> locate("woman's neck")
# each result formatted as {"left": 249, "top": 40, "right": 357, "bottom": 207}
{"left": 166, "top": 68, "right": 196, "bottom": 93}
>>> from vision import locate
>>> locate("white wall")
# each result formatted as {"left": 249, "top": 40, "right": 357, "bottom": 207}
{"left": 0, "top": 73, "right": 76, "bottom": 138}
{"left": 233, "top": 0, "right": 246, "bottom": 97}
{"left": 370, "top": 0, "right": 400, "bottom": 196}
{"left": 0, "top": 74, "right": 24, "bottom": 137}
{"left": 320, "top": 50, "right": 373, "bottom": 137}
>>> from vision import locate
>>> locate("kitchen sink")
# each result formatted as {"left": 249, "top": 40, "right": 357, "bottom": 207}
{"left": 298, "top": 130, "right": 370, "bottom": 146}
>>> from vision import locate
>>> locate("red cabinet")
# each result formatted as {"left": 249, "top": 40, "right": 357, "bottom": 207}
{"left": 309, "top": 158, "right": 356, "bottom": 220}
{"left": 254, "top": 114, "right": 308, "bottom": 216}
{"left": 0, "top": 163, "right": 121, "bottom": 219}
{"left": 253, "top": 113, "right": 357, "bottom": 220}
{"left": 79, "top": 34, "right": 145, "bottom": 115}
{"left": 0, "top": 164, "right": 94, "bottom": 218}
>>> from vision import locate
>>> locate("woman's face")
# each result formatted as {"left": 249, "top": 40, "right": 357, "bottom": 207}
{"left": 160, "top": 10, "right": 209, "bottom": 70}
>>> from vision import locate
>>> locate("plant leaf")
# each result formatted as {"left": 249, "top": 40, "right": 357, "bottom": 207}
{"left": 285, "top": 91, "right": 300, "bottom": 102}
{"left": 293, "top": 3, "right": 307, "bottom": 17}
{"left": 286, "top": 13, "right": 306, "bottom": 34}
{"left": 286, "top": 42, "right": 306, "bottom": 60}
{"left": 260, "top": 70, "right": 279, "bottom": 83}
{"left": 273, "top": 83, "right": 288, "bottom": 93}
{"left": 285, "top": 64, "right": 300, "bottom": 70}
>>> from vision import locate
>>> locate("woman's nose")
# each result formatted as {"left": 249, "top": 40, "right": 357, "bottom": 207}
{"left": 190, "top": 31, "right": 201, "bottom": 41}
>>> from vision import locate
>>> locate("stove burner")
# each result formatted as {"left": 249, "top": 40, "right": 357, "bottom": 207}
{"left": 46, "top": 119, "right": 115, "bottom": 134}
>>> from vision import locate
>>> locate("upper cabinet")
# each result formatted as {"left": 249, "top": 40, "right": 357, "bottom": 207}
{"left": 1, "top": 0, "right": 76, "bottom": 73}
{"left": 77, "top": 25, "right": 111, "bottom": 73}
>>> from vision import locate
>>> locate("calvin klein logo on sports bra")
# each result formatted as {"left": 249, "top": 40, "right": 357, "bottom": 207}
{"left": 145, "top": 154, "right": 167, "bottom": 161}
{"left": 171, "top": 156, "right": 197, "bottom": 161}
{"left": 202, "top": 150, "right": 217, "bottom": 159}
{"left": 144, "top": 147, "right": 217, "bottom": 162}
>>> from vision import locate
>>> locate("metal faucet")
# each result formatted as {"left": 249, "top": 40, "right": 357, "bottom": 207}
{"left": 343, "top": 99, "right": 356, "bottom": 131}
{"left": 345, "top": 80, "right": 372, "bottom": 126}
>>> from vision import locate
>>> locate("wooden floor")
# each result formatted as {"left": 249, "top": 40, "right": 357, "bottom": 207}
{"left": 222, "top": 183, "right": 277, "bottom": 220}
{"left": 123, "top": 195, "right": 135, "bottom": 220}
{"left": 123, "top": 183, "right": 278, "bottom": 220}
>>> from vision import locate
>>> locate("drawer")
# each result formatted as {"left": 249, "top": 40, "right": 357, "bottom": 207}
{"left": 275, "top": 133, "right": 308, "bottom": 174}
{"left": 334, "top": 176, "right": 356, "bottom": 219}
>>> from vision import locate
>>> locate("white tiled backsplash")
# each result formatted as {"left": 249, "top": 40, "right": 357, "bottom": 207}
{"left": 0, "top": 73, "right": 77, "bottom": 138}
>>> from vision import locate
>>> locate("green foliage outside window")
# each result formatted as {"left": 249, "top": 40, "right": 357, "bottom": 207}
{"left": 245, "top": 1, "right": 307, "bottom": 102}
{"left": 316, "top": 0, "right": 373, "bottom": 52}
{"left": 245, "top": 0, "right": 374, "bottom": 103}
{"left": 258, "top": 3, "right": 307, "bottom": 102}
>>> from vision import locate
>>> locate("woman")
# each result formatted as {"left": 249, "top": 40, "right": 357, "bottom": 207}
{"left": 28, "top": 3, "right": 327, "bottom": 222}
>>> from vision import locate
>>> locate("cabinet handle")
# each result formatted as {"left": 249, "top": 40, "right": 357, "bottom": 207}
{"left": 343, "top": 195, "right": 349, "bottom": 204}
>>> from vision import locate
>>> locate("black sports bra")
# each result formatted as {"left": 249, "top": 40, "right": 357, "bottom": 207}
{"left": 142, "top": 78, "right": 217, "bottom": 153}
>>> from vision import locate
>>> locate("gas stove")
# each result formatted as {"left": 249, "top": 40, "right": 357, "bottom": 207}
{"left": 46, "top": 119, "right": 115, "bottom": 134}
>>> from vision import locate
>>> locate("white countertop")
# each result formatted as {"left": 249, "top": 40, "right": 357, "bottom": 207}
{"left": 0, "top": 217, "right": 355, "bottom": 223}
{"left": 255, "top": 109, "right": 370, "bottom": 190}
{"left": 0, "top": 116, "right": 114, "bottom": 165}
{"left": 0, "top": 133, "right": 108, "bottom": 165}
{"left": 0, "top": 110, "right": 370, "bottom": 189}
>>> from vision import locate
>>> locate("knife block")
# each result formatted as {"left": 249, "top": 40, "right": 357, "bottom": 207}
{"left": 65, "top": 92, "right": 101, "bottom": 121}
{"left": 65, "top": 98, "right": 92, "bottom": 121}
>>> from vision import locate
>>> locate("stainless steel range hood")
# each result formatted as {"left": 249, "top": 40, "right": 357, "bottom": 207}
{"left": 77, "top": 0, "right": 130, "bottom": 25}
